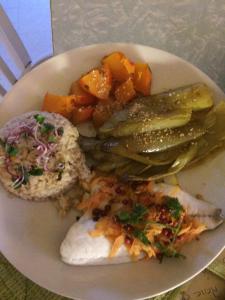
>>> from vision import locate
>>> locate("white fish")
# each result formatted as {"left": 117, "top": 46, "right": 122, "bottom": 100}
{"left": 60, "top": 215, "right": 133, "bottom": 265}
{"left": 152, "top": 183, "right": 223, "bottom": 230}
{"left": 60, "top": 184, "right": 223, "bottom": 266}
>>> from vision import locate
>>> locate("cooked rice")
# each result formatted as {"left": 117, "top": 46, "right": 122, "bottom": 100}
{"left": 0, "top": 111, "right": 90, "bottom": 201}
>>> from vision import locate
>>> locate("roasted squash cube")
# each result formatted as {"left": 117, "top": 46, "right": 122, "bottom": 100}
{"left": 79, "top": 65, "right": 112, "bottom": 100}
{"left": 42, "top": 93, "right": 75, "bottom": 119}
{"left": 92, "top": 100, "right": 114, "bottom": 127}
{"left": 134, "top": 63, "right": 152, "bottom": 96}
{"left": 114, "top": 77, "right": 136, "bottom": 104}
{"left": 102, "top": 52, "right": 135, "bottom": 82}
{"left": 72, "top": 106, "right": 94, "bottom": 124}
{"left": 69, "top": 80, "right": 97, "bottom": 105}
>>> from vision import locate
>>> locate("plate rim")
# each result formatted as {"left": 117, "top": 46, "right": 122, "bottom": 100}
{"left": 0, "top": 42, "right": 225, "bottom": 300}
{"left": 2, "top": 42, "right": 225, "bottom": 103}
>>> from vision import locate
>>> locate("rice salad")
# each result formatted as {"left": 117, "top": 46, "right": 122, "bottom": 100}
{"left": 0, "top": 111, "right": 90, "bottom": 201}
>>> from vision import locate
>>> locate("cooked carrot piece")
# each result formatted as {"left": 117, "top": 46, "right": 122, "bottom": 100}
{"left": 72, "top": 106, "right": 94, "bottom": 124}
{"left": 109, "top": 234, "right": 125, "bottom": 257}
{"left": 42, "top": 93, "right": 75, "bottom": 119}
{"left": 102, "top": 52, "right": 135, "bottom": 82}
{"left": 69, "top": 80, "right": 97, "bottom": 105}
{"left": 79, "top": 64, "right": 112, "bottom": 100}
{"left": 134, "top": 63, "right": 152, "bottom": 95}
{"left": 114, "top": 77, "right": 136, "bottom": 104}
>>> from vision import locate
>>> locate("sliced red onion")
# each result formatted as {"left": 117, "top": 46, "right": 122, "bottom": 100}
{"left": 4, "top": 121, "right": 59, "bottom": 178}
{"left": 7, "top": 136, "right": 18, "bottom": 143}
{"left": 7, "top": 124, "right": 34, "bottom": 144}
{"left": 47, "top": 143, "right": 57, "bottom": 151}
{"left": 33, "top": 124, "right": 48, "bottom": 154}
{"left": 43, "top": 157, "right": 50, "bottom": 172}
{"left": 37, "top": 145, "right": 43, "bottom": 152}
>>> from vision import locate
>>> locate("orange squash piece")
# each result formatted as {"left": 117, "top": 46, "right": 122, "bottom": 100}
{"left": 69, "top": 80, "right": 97, "bottom": 106}
{"left": 134, "top": 63, "right": 152, "bottom": 96}
{"left": 42, "top": 93, "right": 75, "bottom": 119}
{"left": 102, "top": 52, "right": 135, "bottom": 82}
{"left": 92, "top": 100, "right": 114, "bottom": 127}
{"left": 114, "top": 77, "right": 136, "bottom": 104}
{"left": 79, "top": 64, "right": 112, "bottom": 100}
{"left": 72, "top": 106, "right": 94, "bottom": 124}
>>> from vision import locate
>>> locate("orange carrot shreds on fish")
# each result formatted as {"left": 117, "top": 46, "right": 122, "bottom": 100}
{"left": 71, "top": 176, "right": 223, "bottom": 262}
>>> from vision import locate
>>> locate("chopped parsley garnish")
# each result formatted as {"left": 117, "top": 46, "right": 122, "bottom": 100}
{"left": 57, "top": 127, "right": 64, "bottom": 136}
{"left": 131, "top": 203, "right": 148, "bottom": 224}
{"left": 34, "top": 114, "right": 45, "bottom": 124}
{"left": 12, "top": 166, "right": 44, "bottom": 189}
{"left": 154, "top": 242, "right": 185, "bottom": 259}
{"left": 165, "top": 196, "right": 184, "bottom": 219}
{"left": 41, "top": 122, "right": 55, "bottom": 134}
{"left": 5, "top": 144, "right": 19, "bottom": 157}
{"left": 133, "top": 229, "right": 150, "bottom": 245}
{"left": 48, "top": 135, "right": 56, "bottom": 143}
{"left": 29, "top": 167, "right": 44, "bottom": 176}
{"left": 117, "top": 211, "right": 130, "bottom": 222}
{"left": 117, "top": 203, "right": 148, "bottom": 225}
{"left": 116, "top": 204, "right": 150, "bottom": 245}
{"left": 173, "top": 252, "right": 186, "bottom": 259}
{"left": 146, "top": 221, "right": 178, "bottom": 234}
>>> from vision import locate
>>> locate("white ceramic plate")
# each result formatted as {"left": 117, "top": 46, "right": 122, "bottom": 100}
{"left": 0, "top": 43, "right": 224, "bottom": 300}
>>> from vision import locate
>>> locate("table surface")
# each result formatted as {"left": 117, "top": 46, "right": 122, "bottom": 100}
{"left": 51, "top": 0, "right": 225, "bottom": 92}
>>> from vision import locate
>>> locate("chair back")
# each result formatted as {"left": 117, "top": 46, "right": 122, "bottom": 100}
{"left": 0, "top": 4, "right": 31, "bottom": 96}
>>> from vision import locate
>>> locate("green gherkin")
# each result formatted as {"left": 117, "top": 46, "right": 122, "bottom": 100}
{"left": 148, "top": 82, "right": 214, "bottom": 112}
{"left": 99, "top": 83, "right": 213, "bottom": 137}
{"left": 78, "top": 83, "right": 225, "bottom": 180}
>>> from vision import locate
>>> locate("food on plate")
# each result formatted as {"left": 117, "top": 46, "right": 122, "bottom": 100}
{"left": 60, "top": 177, "right": 223, "bottom": 265}
{"left": 102, "top": 51, "right": 135, "bottom": 82}
{"left": 114, "top": 77, "right": 136, "bottom": 104}
{"left": 42, "top": 51, "right": 152, "bottom": 126}
{"left": 54, "top": 184, "right": 85, "bottom": 217}
{"left": 39, "top": 50, "right": 225, "bottom": 223}
{"left": 98, "top": 83, "right": 213, "bottom": 137}
{"left": 79, "top": 64, "right": 112, "bottom": 100}
{"left": 0, "top": 111, "right": 90, "bottom": 201}
{"left": 134, "top": 63, "right": 152, "bottom": 95}
{"left": 42, "top": 93, "right": 75, "bottom": 119}
{"left": 80, "top": 85, "right": 225, "bottom": 180}
{"left": 0, "top": 50, "right": 224, "bottom": 267}
{"left": 72, "top": 106, "right": 94, "bottom": 124}
{"left": 148, "top": 82, "right": 213, "bottom": 111}
{"left": 69, "top": 80, "right": 97, "bottom": 105}
{"left": 92, "top": 100, "right": 121, "bottom": 128}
